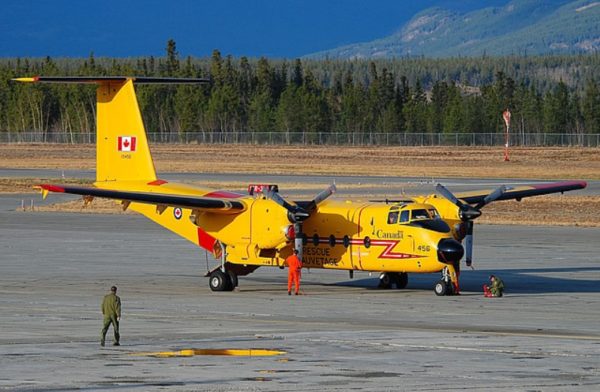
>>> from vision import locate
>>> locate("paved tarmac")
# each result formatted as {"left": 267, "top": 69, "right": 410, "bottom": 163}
{"left": 1, "top": 191, "right": 599, "bottom": 391}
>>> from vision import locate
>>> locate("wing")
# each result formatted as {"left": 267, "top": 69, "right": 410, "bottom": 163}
{"left": 38, "top": 184, "right": 246, "bottom": 214}
{"left": 456, "top": 180, "right": 587, "bottom": 205}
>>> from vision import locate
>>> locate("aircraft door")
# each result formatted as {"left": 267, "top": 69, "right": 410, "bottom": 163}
{"left": 350, "top": 204, "right": 373, "bottom": 271}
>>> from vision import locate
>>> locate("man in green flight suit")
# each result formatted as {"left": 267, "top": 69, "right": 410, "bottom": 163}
{"left": 483, "top": 275, "right": 505, "bottom": 297}
{"left": 101, "top": 285, "right": 121, "bottom": 346}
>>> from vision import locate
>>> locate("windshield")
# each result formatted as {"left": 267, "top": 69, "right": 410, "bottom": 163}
{"left": 395, "top": 206, "right": 441, "bottom": 225}
{"left": 411, "top": 209, "right": 432, "bottom": 221}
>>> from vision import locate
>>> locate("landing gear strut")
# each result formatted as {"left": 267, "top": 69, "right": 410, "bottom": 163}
{"left": 208, "top": 242, "right": 237, "bottom": 292}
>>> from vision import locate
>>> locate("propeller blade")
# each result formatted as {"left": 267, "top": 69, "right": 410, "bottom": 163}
{"left": 266, "top": 189, "right": 309, "bottom": 223}
{"left": 464, "top": 222, "right": 474, "bottom": 267}
{"left": 307, "top": 184, "right": 337, "bottom": 211}
{"left": 437, "top": 183, "right": 481, "bottom": 221}
{"left": 294, "top": 222, "right": 304, "bottom": 259}
{"left": 436, "top": 183, "right": 461, "bottom": 207}
{"left": 266, "top": 189, "right": 295, "bottom": 211}
{"left": 475, "top": 185, "right": 507, "bottom": 209}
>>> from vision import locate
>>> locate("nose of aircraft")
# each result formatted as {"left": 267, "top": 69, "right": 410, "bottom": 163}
{"left": 437, "top": 238, "right": 464, "bottom": 263}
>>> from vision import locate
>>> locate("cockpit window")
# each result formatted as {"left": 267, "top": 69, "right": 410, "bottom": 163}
{"left": 399, "top": 210, "right": 410, "bottom": 223}
{"left": 387, "top": 211, "right": 399, "bottom": 224}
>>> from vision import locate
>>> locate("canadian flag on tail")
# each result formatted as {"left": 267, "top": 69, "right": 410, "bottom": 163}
{"left": 118, "top": 136, "right": 137, "bottom": 152}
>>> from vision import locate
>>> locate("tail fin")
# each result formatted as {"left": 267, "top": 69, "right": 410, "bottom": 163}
{"left": 13, "top": 76, "right": 208, "bottom": 182}
{"left": 96, "top": 79, "right": 156, "bottom": 182}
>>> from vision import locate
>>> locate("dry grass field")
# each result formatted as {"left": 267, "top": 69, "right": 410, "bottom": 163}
{"left": 2, "top": 144, "right": 599, "bottom": 226}
{"left": 1, "top": 144, "right": 600, "bottom": 178}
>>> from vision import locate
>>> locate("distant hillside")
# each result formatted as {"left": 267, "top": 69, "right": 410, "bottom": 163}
{"left": 309, "top": 0, "right": 600, "bottom": 58}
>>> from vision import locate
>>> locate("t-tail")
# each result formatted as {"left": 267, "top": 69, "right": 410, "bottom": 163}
{"left": 12, "top": 76, "right": 208, "bottom": 183}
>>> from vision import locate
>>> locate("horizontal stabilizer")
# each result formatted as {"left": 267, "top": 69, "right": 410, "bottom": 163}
{"left": 12, "top": 76, "right": 210, "bottom": 84}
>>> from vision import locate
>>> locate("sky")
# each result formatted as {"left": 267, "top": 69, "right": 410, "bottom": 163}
{"left": 0, "top": 0, "right": 509, "bottom": 59}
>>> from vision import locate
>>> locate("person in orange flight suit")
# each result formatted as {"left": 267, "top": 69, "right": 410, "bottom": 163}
{"left": 286, "top": 249, "right": 303, "bottom": 295}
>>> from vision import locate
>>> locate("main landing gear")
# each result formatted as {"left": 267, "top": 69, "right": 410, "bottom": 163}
{"left": 209, "top": 269, "right": 238, "bottom": 292}
{"left": 378, "top": 272, "right": 408, "bottom": 289}
{"left": 207, "top": 242, "right": 239, "bottom": 292}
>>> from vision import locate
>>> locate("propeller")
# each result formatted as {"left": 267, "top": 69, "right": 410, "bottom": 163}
{"left": 436, "top": 183, "right": 506, "bottom": 267}
{"left": 267, "top": 184, "right": 337, "bottom": 258}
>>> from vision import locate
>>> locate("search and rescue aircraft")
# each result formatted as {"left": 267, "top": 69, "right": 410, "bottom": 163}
{"left": 14, "top": 76, "right": 587, "bottom": 296}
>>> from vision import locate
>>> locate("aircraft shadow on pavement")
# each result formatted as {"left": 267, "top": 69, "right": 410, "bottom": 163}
{"left": 330, "top": 267, "right": 600, "bottom": 294}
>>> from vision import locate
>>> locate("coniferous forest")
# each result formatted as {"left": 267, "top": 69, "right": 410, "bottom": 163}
{"left": 1, "top": 40, "right": 600, "bottom": 140}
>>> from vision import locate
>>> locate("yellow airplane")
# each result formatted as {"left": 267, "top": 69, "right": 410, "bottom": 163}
{"left": 15, "top": 76, "right": 587, "bottom": 296}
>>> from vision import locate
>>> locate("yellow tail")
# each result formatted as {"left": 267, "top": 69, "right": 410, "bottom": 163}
{"left": 13, "top": 76, "right": 208, "bottom": 183}
{"left": 96, "top": 80, "right": 156, "bottom": 182}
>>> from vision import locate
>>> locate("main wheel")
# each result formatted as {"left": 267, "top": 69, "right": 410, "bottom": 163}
{"left": 434, "top": 280, "right": 448, "bottom": 296}
{"left": 227, "top": 270, "right": 238, "bottom": 289}
{"left": 395, "top": 273, "right": 408, "bottom": 289}
{"left": 378, "top": 273, "right": 392, "bottom": 289}
{"left": 209, "top": 270, "right": 231, "bottom": 292}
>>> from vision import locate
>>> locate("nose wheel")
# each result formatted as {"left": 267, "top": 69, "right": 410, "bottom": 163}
{"left": 434, "top": 279, "right": 454, "bottom": 296}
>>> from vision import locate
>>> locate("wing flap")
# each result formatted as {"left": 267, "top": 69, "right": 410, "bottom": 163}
{"left": 456, "top": 180, "right": 587, "bottom": 204}
{"left": 38, "top": 184, "right": 246, "bottom": 214}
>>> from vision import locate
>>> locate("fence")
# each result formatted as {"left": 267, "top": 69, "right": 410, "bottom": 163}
{"left": 1, "top": 131, "right": 600, "bottom": 147}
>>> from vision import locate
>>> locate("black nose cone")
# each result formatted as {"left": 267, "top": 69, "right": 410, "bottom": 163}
{"left": 438, "top": 239, "right": 464, "bottom": 263}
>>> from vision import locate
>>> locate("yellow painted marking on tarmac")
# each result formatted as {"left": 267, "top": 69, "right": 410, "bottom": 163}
{"left": 130, "top": 348, "right": 286, "bottom": 358}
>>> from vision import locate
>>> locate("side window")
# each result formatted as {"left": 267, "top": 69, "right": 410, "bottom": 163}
{"left": 399, "top": 210, "right": 410, "bottom": 223}
{"left": 387, "top": 211, "right": 398, "bottom": 224}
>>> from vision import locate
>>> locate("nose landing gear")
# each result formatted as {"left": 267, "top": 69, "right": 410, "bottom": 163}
{"left": 434, "top": 266, "right": 459, "bottom": 296}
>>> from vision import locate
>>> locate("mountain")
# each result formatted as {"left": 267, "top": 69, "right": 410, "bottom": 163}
{"left": 309, "top": 0, "right": 600, "bottom": 59}
{"left": 0, "top": 0, "right": 509, "bottom": 58}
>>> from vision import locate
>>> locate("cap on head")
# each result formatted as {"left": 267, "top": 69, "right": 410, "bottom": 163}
{"left": 111, "top": 285, "right": 117, "bottom": 293}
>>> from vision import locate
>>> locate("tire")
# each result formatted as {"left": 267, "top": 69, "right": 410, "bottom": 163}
{"left": 227, "top": 270, "right": 238, "bottom": 289}
{"left": 378, "top": 273, "right": 392, "bottom": 289}
{"left": 434, "top": 280, "right": 448, "bottom": 296}
{"left": 209, "top": 270, "right": 231, "bottom": 292}
{"left": 396, "top": 273, "right": 408, "bottom": 289}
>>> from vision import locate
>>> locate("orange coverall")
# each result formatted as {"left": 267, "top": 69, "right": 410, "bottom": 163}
{"left": 286, "top": 254, "right": 303, "bottom": 294}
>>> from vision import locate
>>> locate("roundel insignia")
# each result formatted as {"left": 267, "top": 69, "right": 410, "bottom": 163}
{"left": 173, "top": 207, "right": 183, "bottom": 220}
